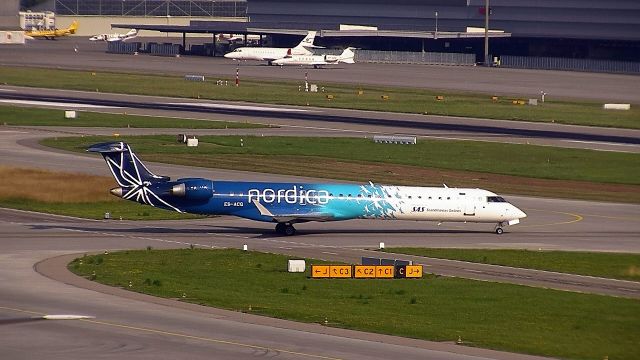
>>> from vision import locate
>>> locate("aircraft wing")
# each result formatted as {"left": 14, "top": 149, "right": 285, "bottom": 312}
{"left": 252, "top": 200, "right": 335, "bottom": 223}
{"left": 263, "top": 55, "right": 286, "bottom": 62}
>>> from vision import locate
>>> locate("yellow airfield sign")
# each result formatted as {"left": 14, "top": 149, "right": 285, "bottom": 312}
{"left": 311, "top": 264, "right": 423, "bottom": 279}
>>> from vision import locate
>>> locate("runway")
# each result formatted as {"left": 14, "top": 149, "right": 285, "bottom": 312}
{"left": 2, "top": 85, "right": 640, "bottom": 153}
{"left": 2, "top": 37, "right": 640, "bottom": 103}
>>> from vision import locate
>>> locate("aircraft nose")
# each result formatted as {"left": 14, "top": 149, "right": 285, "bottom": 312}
{"left": 514, "top": 206, "right": 527, "bottom": 219}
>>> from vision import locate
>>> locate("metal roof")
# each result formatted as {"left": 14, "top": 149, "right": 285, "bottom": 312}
{"left": 111, "top": 21, "right": 510, "bottom": 39}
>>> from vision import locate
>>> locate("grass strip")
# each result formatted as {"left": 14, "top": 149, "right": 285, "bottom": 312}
{"left": 2, "top": 66, "right": 639, "bottom": 129}
{"left": 42, "top": 135, "right": 640, "bottom": 203}
{"left": 0, "top": 166, "right": 199, "bottom": 220}
{"left": 70, "top": 249, "right": 640, "bottom": 360}
{"left": 384, "top": 248, "right": 640, "bottom": 282}
{"left": 0, "top": 104, "right": 264, "bottom": 129}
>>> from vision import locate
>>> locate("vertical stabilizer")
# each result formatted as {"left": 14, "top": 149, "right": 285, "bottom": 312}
{"left": 338, "top": 47, "right": 355, "bottom": 64}
{"left": 291, "top": 31, "right": 316, "bottom": 55}
{"left": 87, "top": 142, "right": 168, "bottom": 187}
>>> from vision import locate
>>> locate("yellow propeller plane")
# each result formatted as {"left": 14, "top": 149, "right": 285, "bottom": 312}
{"left": 25, "top": 20, "right": 78, "bottom": 40}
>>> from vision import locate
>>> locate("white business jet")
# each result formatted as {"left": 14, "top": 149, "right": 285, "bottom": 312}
{"left": 272, "top": 47, "right": 355, "bottom": 68}
{"left": 89, "top": 29, "right": 138, "bottom": 42}
{"left": 223, "top": 31, "right": 319, "bottom": 65}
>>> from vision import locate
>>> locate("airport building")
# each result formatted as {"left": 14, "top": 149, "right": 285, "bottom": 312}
{"left": 13, "top": 0, "right": 640, "bottom": 70}
{"left": 248, "top": 0, "right": 640, "bottom": 62}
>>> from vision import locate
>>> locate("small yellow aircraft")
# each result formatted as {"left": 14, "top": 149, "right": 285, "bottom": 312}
{"left": 25, "top": 21, "right": 78, "bottom": 40}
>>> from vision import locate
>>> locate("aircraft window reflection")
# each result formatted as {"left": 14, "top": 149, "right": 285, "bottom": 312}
{"left": 487, "top": 196, "right": 507, "bottom": 203}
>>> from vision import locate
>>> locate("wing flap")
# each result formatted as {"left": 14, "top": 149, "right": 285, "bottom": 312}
{"left": 252, "top": 200, "right": 335, "bottom": 223}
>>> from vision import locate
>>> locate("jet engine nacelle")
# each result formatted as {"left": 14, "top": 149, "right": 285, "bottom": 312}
{"left": 165, "top": 178, "right": 213, "bottom": 202}
{"left": 325, "top": 54, "right": 339, "bottom": 62}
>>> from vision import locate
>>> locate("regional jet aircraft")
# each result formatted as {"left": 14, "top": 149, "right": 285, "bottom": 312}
{"left": 223, "top": 31, "right": 318, "bottom": 65}
{"left": 89, "top": 142, "right": 526, "bottom": 236}
{"left": 272, "top": 47, "right": 356, "bottom": 68}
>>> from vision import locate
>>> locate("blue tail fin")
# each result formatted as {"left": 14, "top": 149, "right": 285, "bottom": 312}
{"left": 87, "top": 142, "right": 169, "bottom": 187}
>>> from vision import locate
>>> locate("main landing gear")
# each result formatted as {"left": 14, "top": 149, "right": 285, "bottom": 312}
{"left": 275, "top": 223, "right": 296, "bottom": 236}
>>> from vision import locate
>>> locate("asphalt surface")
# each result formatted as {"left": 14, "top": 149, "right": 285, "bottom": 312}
{"left": 2, "top": 37, "right": 640, "bottom": 103}
{"left": 2, "top": 210, "right": 558, "bottom": 360}
{"left": 2, "top": 85, "right": 639, "bottom": 153}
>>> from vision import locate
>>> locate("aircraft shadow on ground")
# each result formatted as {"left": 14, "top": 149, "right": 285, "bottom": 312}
{"left": 30, "top": 224, "right": 486, "bottom": 237}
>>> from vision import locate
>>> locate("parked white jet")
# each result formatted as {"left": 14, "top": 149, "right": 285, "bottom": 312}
{"left": 89, "top": 29, "right": 138, "bottom": 42}
{"left": 272, "top": 47, "right": 355, "bottom": 68}
{"left": 223, "top": 31, "right": 318, "bottom": 65}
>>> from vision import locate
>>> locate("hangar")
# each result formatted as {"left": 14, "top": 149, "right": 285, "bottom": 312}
{"left": 19, "top": 0, "right": 640, "bottom": 71}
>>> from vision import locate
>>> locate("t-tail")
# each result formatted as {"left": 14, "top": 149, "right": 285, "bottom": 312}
{"left": 87, "top": 142, "right": 168, "bottom": 188}
{"left": 338, "top": 47, "right": 355, "bottom": 64}
{"left": 88, "top": 142, "right": 212, "bottom": 213}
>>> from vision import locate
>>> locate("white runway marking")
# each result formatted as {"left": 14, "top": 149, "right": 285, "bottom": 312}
{"left": 564, "top": 140, "right": 638, "bottom": 147}
{"left": 0, "top": 99, "right": 120, "bottom": 109}
{"left": 166, "top": 102, "right": 311, "bottom": 113}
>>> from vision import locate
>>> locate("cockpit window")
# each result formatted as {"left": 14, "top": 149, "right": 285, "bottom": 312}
{"left": 487, "top": 196, "right": 507, "bottom": 203}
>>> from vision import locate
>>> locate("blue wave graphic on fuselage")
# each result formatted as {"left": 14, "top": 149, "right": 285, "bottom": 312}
{"left": 190, "top": 181, "right": 401, "bottom": 222}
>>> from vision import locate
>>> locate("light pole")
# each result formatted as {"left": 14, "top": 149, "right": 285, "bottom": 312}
{"left": 484, "top": 0, "right": 490, "bottom": 66}
{"left": 434, "top": 11, "right": 438, "bottom": 39}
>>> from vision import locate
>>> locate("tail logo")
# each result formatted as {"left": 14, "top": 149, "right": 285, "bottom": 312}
{"left": 89, "top": 142, "right": 182, "bottom": 212}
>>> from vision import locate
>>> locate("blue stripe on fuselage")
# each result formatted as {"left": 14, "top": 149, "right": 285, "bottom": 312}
{"left": 173, "top": 181, "right": 398, "bottom": 222}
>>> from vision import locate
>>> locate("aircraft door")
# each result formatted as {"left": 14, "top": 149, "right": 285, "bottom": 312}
{"left": 463, "top": 198, "right": 476, "bottom": 216}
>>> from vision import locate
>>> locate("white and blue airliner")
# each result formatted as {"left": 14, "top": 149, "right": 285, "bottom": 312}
{"left": 89, "top": 142, "right": 527, "bottom": 236}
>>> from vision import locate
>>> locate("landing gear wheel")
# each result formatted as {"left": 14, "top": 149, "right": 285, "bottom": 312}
{"left": 283, "top": 224, "right": 296, "bottom": 236}
{"left": 495, "top": 227, "right": 504, "bottom": 235}
{"left": 275, "top": 223, "right": 296, "bottom": 236}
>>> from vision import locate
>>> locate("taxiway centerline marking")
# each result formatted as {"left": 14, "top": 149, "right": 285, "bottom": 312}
{"left": 0, "top": 306, "right": 342, "bottom": 360}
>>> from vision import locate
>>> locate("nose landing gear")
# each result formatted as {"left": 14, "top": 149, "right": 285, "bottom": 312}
{"left": 275, "top": 222, "right": 296, "bottom": 236}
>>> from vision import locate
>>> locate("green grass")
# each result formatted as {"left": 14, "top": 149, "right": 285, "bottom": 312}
{"left": 0, "top": 105, "right": 264, "bottom": 129}
{"left": 42, "top": 135, "right": 640, "bottom": 185}
{"left": 2, "top": 66, "right": 639, "bottom": 129}
{"left": 0, "top": 198, "right": 201, "bottom": 220}
{"left": 69, "top": 249, "right": 640, "bottom": 360}
{"left": 385, "top": 248, "right": 640, "bottom": 282}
